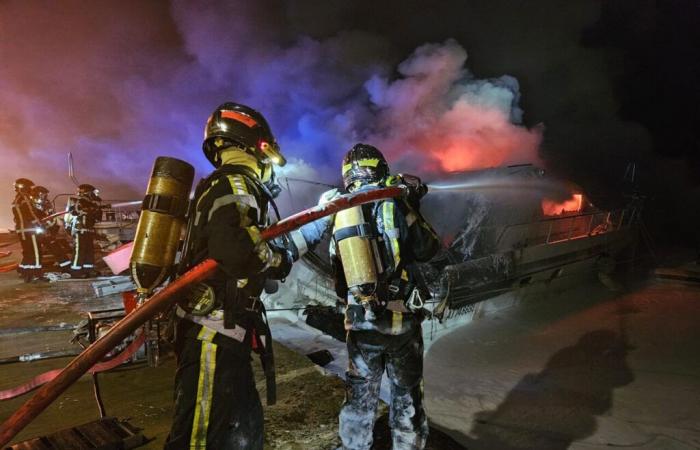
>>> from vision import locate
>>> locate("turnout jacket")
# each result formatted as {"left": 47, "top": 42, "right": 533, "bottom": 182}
{"left": 177, "top": 163, "right": 284, "bottom": 343}
{"left": 297, "top": 180, "right": 440, "bottom": 334}
{"left": 12, "top": 193, "right": 41, "bottom": 240}
{"left": 66, "top": 196, "right": 101, "bottom": 234}
{"left": 34, "top": 203, "right": 60, "bottom": 235}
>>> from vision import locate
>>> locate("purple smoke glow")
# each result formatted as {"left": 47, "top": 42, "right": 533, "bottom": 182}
{"left": 0, "top": 1, "right": 541, "bottom": 229}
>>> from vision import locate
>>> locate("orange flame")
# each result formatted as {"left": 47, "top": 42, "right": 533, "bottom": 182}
{"left": 541, "top": 193, "right": 583, "bottom": 216}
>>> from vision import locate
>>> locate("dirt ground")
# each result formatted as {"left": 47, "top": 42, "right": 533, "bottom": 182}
{"left": 0, "top": 234, "right": 464, "bottom": 449}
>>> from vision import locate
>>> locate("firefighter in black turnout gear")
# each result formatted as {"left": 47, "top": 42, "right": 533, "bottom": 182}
{"left": 30, "top": 185, "right": 72, "bottom": 271}
{"left": 291, "top": 144, "right": 440, "bottom": 450}
{"left": 11, "top": 178, "right": 45, "bottom": 282}
{"left": 66, "top": 183, "right": 102, "bottom": 278}
{"left": 164, "top": 102, "right": 292, "bottom": 450}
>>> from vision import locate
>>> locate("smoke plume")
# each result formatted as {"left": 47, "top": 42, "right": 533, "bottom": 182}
{"left": 0, "top": 1, "right": 540, "bottom": 228}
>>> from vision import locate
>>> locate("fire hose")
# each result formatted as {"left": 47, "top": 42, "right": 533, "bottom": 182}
{"left": 0, "top": 185, "right": 404, "bottom": 446}
{"left": 0, "top": 333, "right": 145, "bottom": 401}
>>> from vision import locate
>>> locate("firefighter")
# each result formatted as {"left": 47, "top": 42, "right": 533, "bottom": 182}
{"left": 11, "top": 178, "right": 45, "bottom": 282}
{"left": 289, "top": 144, "right": 440, "bottom": 450}
{"left": 30, "top": 185, "right": 72, "bottom": 271}
{"left": 164, "top": 102, "right": 293, "bottom": 450}
{"left": 67, "top": 183, "right": 102, "bottom": 278}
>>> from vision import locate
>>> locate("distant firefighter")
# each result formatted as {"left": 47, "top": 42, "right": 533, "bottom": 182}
{"left": 11, "top": 178, "right": 44, "bottom": 282}
{"left": 30, "top": 185, "right": 72, "bottom": 271}
{"left": 66, "top": 183, "right": 102, "bottom": 278}
{"left": 291, "top": 144, "right": 440, "bottom": 450}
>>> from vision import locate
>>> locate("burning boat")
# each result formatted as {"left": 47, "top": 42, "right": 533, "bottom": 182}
{"left": 92, "top": 202, "right": 140, "bottom": 248}
{"left": 266, "top": 164, "right": 642, "bottom": 347}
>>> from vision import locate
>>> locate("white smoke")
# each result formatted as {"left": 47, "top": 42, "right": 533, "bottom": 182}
{"left": 360, "top": 39, "right": 542, "bottom": 174}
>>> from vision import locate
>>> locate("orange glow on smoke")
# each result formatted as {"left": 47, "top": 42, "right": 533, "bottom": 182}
{"left": 541, "top": 193, "right": 583, "bottom": 216}
{"left": 380, "top": 102, "right": 543, "bottom": 174}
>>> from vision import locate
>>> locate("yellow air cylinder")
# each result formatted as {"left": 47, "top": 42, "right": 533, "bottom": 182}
{"left": 334, "top": 205, "right": 378, "bottom": 301}
{"left": 130, "top": 157, "right": 194, "bottom": 296}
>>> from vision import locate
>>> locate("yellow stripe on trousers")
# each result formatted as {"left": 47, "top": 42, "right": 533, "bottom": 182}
{"left": 72, "top": 234, "right": 80, "bottom": 268}
{"left": 190, "top": 327, "right": 217, "bottom": 450}
{"left": 31, "top": 234, "right": 40, "bottom": 268}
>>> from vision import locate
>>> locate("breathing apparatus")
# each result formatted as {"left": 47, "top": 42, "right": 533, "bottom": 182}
{"left": 334, "top": 144, "right": 431, "bottom": 314}
{"left": 175, "top": 102, "right": 288, "bottom": 318}
{"left": 130, "top": 157, "right": 195, "bottom": 301}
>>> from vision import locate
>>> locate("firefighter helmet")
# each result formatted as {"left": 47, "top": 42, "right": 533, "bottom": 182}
{"left": 203, "top": 102, "right": 286, "bottom": 168}
{"left": 341, "top": 144, "right": 390, "bottom": 191}
{"left": 30, "top": 185, "right": 50, "bottom": 206}
{"left": 77, "top": 183, "right": 99, "bottom": 199}
{"left": 31, "top": 185, "right": 49, "bottom": 196}
{"left": 14, "top": 178, "right": 34, "bottom": 193}
{"left": 29, "top": 186, "right": 49, "bottom": 199}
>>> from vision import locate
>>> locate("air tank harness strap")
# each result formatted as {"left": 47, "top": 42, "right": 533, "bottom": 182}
{"left": 217, "top": 285, "right": 277, "bottom": 406}
{"left": 333, "top": 223, "right": 375, "bottom": 241}
{"left": 250, "top": 299, "right": 276, "bottom": 406}
{"left": 387, "top": 258, "right": 409, "bottom": 300}
{"left": 142, "top": 193, "right": 187, "bottom": 217}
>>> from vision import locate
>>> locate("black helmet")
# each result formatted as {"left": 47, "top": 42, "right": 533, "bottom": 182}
{"left": 30, "top": 185, "right": 49, "bottom": 199}
{"left": 14, "top": 178, "right": 34, "bottom": 193}
{"left": 203, "top": 102, "right": 286, "bottom": 168}
{"left": 341, "top": 144, "right": 389, "bottom": 191}
{"left": 30, "top": 186, "right": 50, "bottom": 209}
{"left": 31, "top": 185, "right": 49, "bottom": 196}
{"left": 77, "top": 183, "right": 99, "bottom": 199}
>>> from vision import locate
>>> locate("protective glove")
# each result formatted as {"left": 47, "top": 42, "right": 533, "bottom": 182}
{"left": 319, "top": 188, "right": 341, "bottom": 205}
{"left": 287, "top": 188, "right": 341, "bottom": 254}
{"left": 264, "top": 242, "right": 294, "bottom": 280}
{"left": 398, "top": 174, "right": 427, "bottom": 211}
{"left": 270, "top": 234, "right": 299, "bottom": 261}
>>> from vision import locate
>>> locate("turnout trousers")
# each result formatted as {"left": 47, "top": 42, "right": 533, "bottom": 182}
{"left": 41, "top": 235, "right": 71, "bottom": 270}
{"left": 164, "top": 322, "right": 263, "bottom": 450}
{"left": 18, "top": 233, "right": 42, "bottom": 279}
{"left": 339, "top": 326, "right": 428, "bottom": 450}
{"left": 71, "top": 231, "right": 95, "bottom": 273}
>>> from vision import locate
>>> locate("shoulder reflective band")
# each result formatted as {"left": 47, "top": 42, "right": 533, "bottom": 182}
{"left": 333, "top": 223, "right": 374, "bottom": 242}
{"left": 383, "top": 201, "right": 400, "bottom": 268}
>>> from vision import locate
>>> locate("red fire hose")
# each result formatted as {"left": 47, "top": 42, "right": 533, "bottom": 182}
{"left": 0, "top": 185, "right": 404, "bottom": 446}
{"left": 0, "top": 333, "right": 146, "bottom": 400}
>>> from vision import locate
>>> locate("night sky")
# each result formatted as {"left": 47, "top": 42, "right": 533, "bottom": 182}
{"left": 1, "top": 0, "right": 698, "bottom": 245}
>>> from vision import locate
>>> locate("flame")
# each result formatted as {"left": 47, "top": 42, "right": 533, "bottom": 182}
{"left": 541, "top": 193, "right": 583, "bottom": 216}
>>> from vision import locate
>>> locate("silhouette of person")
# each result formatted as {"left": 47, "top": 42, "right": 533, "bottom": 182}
{"left": 466, "top": 329, "right": 634, "bottom": 450}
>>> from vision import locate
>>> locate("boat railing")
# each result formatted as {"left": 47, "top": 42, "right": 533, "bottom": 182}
{"left": 96, "top": 205, "right": 140, "bottom": 229}
{"left": 495, "top": 206, "right": 639, "bottom": 249}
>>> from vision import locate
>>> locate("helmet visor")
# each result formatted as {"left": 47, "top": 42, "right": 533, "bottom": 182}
{"left": 342, "top": 165, "right": 383, "bottom": 190}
